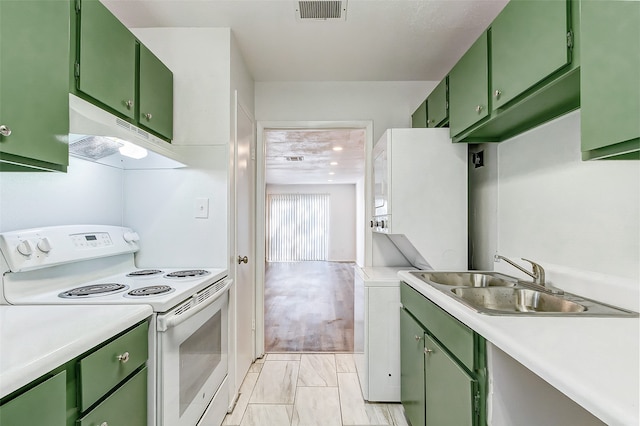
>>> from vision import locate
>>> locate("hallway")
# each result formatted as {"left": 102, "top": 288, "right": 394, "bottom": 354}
{"left": 264, "top": 261, "right": 355, "bottom": 352}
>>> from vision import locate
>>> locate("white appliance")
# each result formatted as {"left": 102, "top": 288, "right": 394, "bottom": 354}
{"left": 0, "top": 225, "right": 230, "bottom": 426}
{"left": 68, "top": 94, "right": 186, "bottom": 169}
{"left": 354, "top": 266, "right": 415, "bottom": 402}
{"left": 371, "top": 128, "right": 467, "bottom": 269}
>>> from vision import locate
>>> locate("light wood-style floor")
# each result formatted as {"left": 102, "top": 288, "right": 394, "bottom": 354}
{"left": 264, "top": 261, "right": 355, "bottom": 352}
{"left": 223, "top": 353, "right": 408, "bottom": 426}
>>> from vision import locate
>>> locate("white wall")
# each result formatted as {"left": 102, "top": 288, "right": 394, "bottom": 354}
{"left": 266, "top": 184, "right": 356, "bottom": 262}
{"left": 469, "top": 110, "right": 640, "bottom": 425}
{"left": 255, "top": 81, "right": 437, "bottom": 142}
{"left": 123, "top": 146, "right": 228, "bottom": 268}
{"left": 470, "top": 110, "right": 640, "bottom": 302}
{"left": 0, "top": 158, "right": 123, "bottom": 232}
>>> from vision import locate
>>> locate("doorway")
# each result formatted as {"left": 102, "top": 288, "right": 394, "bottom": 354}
{"left": 255, "top": 121, "right": 373, "bottom": 355}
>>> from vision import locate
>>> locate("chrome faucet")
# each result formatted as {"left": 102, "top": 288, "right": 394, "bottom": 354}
{"left": 494, "top": 255, "right": 561, "bottom": 294}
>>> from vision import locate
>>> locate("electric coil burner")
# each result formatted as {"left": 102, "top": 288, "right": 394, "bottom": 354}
{"left": 126, "top": 269, "right": 164, "bottom": 277}
{"left": 164, "top": 269, "right": 211, "bottom": 278}
{"left": 59, "top": 283, "right": 129, "bottom": 298}
{"left": 125, "top": 285, "right": 174, "bottom": 298}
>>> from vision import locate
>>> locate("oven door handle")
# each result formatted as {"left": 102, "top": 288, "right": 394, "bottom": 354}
{"left": 157, "top": 278, "right": 233, "bottom": 332}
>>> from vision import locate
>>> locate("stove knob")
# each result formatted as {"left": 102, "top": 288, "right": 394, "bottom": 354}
{"left": 17, "top": 240, "right": 33, "bottom": 257}
{"left": 123, "top": 232, "right": 140, "bottom": 243}
{"left": 37, "top": 237, "right": 52, "bottom": 253}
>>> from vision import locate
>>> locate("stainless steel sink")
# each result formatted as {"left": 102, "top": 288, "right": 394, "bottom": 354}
{"left": 451, "top": 287, "right": 586, "bottom": 314}
{"left": 410, "top": 270, "right": 638, "bottom": 317}
{"left": 413, "top": 271, "right": 517, "bottom": 287}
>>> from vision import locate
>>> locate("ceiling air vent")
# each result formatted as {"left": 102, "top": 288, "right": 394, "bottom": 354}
{"left": 285, "top": 156, "right": 304, "bottom": 162}
{"left": 296, "top": 0, "right": 347, "bottom": 21}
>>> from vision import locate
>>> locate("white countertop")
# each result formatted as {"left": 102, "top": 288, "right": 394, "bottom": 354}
{"left": 399, "top": 271, "right": 640, "bottom": 426}
{"left": 0, "top": 304, "right": 153, "bottom": 398}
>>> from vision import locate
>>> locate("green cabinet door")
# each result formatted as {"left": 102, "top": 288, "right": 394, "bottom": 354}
{"left": 412, "top": 100, "right": 427, "bottom": 128}
{"left": 580, "top": 0, "right": 640, "bottom": 159}
{"left": 139, "top": 44, "right": 174, "bottom": 139}
{"left": 77, "top": 0, "right": 136, "bottom": 119}
{"left": 0, "top": 371, "right": 66, "bottom": 425}
{"left": 0, "top": 0, "right": 69, "bottom": 172}
{"left": 449, "top": 32, "right": 488, "bottom": 138}
{"left": 77, "top": 367, "right": 147, "bottom": 426}
{"left": 400, "top": 309, "right": 426, "bottom": 426}
{"left": 424, "top": 335, "right": 476, "bottom": 426}
{"left": 491, "top": 0, "right": 570, "bottom": 111}
{"left": 427, "top": 78, "right": 448, "bottom": 127}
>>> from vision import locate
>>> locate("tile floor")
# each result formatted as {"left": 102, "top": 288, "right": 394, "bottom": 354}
{"left": 223, "top": 353, "right": 409, "bottom": 426}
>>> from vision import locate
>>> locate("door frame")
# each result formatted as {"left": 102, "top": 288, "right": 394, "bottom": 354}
{"left": 255, "top": 120, "right": 373, "bottom": 357}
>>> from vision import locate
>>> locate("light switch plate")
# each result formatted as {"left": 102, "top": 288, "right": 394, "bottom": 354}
{"left": 195, "top": 198, "right": 209, "bottom": 218}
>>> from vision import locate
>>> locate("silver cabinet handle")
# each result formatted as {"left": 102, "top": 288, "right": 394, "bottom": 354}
{"left": 237, "top": 255, "right": 248, "bottom": 264}
{"left": 125, "top": 100, "right": 133, "bottom": 109}
{"left": 494, "top": 90, "right": 502, "bottom": 100}
{"left": 143, "top": 113, "right": 153, "bottom": 120}
{"left": 414, "top": 335, "right": 422, "bottom": 341}
{"left": 0, "top": 125, "right": 12, "bottom": 137}
{"left": 475, "top": 105, "right": 484, "bottom": 113}
{"left": 117, "top": 352, "right": 130, "bottom": 363}
{"left": 424, "top": 348, "right": 433, "bottom": 355}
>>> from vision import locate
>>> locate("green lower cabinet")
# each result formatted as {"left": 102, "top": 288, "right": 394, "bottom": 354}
{"left": 77, "top": 367, "right": 147, "bottom": 426}
{"left": 580, "top": 0, "right": 640, "bottom": 160}
{"left": 0, "top": 0, "right": 70, "bottom": 172}
{"left": 424, "top": 334, "right": 476, "bottom": 426}
{"left": 400, "top": 282, "right": 486, "bottom": 426}
{"left": 0, "top": 371, "right": 67, "bottom": 425}
{"left": 400, "top": 309, "right": 426, "bottom": 426}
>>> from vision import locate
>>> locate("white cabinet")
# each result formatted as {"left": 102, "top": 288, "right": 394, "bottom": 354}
{"left": 354, "top": 266, "right": 412, "bottom": 402}
{"left": 371, "top": 129, "right": 468, "bottom": 270}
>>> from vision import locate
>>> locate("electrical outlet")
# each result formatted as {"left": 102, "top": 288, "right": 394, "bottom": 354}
{"left": 195, "top": 198, "right": 209, "bottom": 218}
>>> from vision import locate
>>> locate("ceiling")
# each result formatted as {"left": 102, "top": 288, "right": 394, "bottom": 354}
{"left": 103, "top": 0, "right": 509, "bottom": 184}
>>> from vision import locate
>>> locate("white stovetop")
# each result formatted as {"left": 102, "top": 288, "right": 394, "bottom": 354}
{"left": 0, "top": 304, "right": 152, "bottom": 398}
{"left": 399, "top": 271, "right": 639, "bottom": 426}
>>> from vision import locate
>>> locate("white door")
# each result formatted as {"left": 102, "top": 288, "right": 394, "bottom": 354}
{"left": 234, "top": 96, "right": 255, "bottom": 386}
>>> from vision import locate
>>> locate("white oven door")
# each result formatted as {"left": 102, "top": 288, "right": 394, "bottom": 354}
{"left": 156, "top": 279, "right": 231, "bottom": 426}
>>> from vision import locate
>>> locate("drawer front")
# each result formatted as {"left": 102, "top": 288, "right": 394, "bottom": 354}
{"left": 78, "top": 321, "right": 148, "bottom": 411}
{"left": 77, "top": 367, "right": 147, "bottom": 426}
{"left": 401, "top": 282, "right": 475, "bottom": 370}
{"left": 0, "top": 371, "right": 66, "bottom": 426}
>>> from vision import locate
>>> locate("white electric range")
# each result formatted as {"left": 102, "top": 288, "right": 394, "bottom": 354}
{"left": 0, "top": 225, "right": 231, "bottom": 426}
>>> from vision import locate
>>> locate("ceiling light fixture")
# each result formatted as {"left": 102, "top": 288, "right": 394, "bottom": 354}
{"left": 332, "top": 146, "right": 343, "bottom": 151}
{"left": 330, "top": 161, "right": 338, "bottom": 166}
{"left": 329, "top": 172, "right": 335, "bottom": 175}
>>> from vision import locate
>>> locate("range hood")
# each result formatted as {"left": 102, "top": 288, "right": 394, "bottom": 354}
{"left": 69, "top": 94, "right": 186, "bottom": 169}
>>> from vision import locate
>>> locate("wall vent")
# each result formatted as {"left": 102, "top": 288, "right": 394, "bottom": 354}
{"left": 296, "top": 0, "right": 347, "bottom": 21}
{"left": 285, "top": 156, "right": 305, "bottom": 161}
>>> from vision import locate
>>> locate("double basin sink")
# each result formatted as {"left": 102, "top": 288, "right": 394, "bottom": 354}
{"left": 410, "top": 271, "right": 638, "bottom": 316}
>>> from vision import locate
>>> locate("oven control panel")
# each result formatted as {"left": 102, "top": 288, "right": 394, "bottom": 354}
{"left": 0, "top": 225, "right": 139, "bottom": 272}
{"left": 71, "top": 233, "right": 113, "bottom": 249}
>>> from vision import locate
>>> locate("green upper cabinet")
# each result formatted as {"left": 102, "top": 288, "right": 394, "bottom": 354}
{"left": 427, "top": 78, "right": 448, "bottom": 128}
{"left": 580, "top": 0, "right": 640, "bottom": 160}
{"left": 77, "top": 0, "right": 136, "bottom": 120}
{"left": 411, "top": 100, "right": 427, "bottom": 128}
{"left": 0, "top": 0, "right": 70, "bottom": 172}
{"left": 449, "top": 32, "right": 489, "bottom": 138}
{"left": 139, "top": 44, "right": 174, "bottom": 139}
{"left": 491, "top": 0, "right": 570, "bottom": 111}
